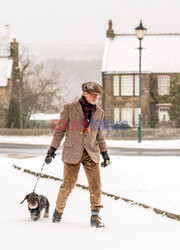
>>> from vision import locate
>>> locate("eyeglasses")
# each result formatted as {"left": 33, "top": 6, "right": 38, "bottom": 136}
{"left": 86, "top": 92, "right": 100, "bottom": 98}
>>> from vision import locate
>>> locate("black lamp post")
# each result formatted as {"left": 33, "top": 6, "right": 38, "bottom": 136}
{"left": 135, "top": 20, "right": 147, "bottom": 143}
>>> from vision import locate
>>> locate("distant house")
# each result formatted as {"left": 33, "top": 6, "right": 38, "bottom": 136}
{"left": 101, "top": 20, "right": 180, "bottom": 128}
{"left": 0, "top": 38, "right": 19, "bottom": 127}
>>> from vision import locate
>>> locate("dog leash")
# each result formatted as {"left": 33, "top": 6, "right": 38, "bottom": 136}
{"left": 32, "top": 162, "right": 46, "bottom": 193}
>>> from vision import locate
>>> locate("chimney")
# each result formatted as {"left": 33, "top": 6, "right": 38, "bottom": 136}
{"left": 106, "top": 20, "right": 114, "bottom": 39}
{"left": 10, "top": 38, "right": 19, "bottom": 67}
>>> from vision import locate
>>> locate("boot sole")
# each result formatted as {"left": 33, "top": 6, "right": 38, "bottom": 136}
{"left": 52, "top": 218, "right": 62, "bottom": 223}
{"left": 90, "top": 222, "right": 105, "bottom": 228}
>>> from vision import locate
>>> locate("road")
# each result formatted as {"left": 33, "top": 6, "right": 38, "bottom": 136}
{"left": 0, "top": 143, "right": 180, "bottom": 158}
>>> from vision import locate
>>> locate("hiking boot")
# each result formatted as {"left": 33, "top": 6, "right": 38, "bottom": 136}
{"left": 52, "top": 209, "right": 62, "bottom": 223}
{"left": 90, "top": 215, "right": 105, "bottom": 228}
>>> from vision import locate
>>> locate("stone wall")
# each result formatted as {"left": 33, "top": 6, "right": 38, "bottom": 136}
{"left": 0, "top": 128, "right": 180, "bottom": 140}
{"left": 0, "top": 128, "right": 53, "bottom": 136}
{"left": 102, "top": 73, "right": 151, "bottom": 128}
{"left": 0, "top": 39, "right": 19, "bottom": 128}
{"left": 102, "top": 72, "right": 180, "bottom": 129}
{"left": 104, "top": 128, "right": 180, "bottom": 140}
{"left": 151, "top": 73, "right": 180, "bottom": 84}
{"left": 0, "top": 78, "right": 13, "bottom": 127}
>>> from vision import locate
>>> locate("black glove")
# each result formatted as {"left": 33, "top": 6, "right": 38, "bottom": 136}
{"left": 101, "top": 151, "right": 110, "bottom": 167}
{"left": 45, "top": 146, "right": 57, "bottom": 164}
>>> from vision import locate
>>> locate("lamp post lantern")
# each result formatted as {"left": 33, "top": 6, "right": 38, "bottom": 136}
{"left": 135, "top": 20, "right": 147, "bottom": 143}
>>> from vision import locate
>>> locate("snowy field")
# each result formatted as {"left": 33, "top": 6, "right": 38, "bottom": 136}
{"left": 1, "top": 157, "right": 180, "bottom": 250}
{"left": 0, "top": 135, "right": 180, "bottom": 148}
{"left": 10, "top": 154, "right": 180, "bottom": 214}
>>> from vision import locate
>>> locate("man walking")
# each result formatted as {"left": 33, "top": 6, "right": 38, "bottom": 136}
{"left": 45, "top": 82, "right": 110, "bottom": 227}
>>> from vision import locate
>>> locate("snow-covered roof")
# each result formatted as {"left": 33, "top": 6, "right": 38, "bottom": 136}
{"left": 102, "top": 34, "right": 180, "bottom": 74}
{"left": 0, "top": 57, "right": 13, "bottom": 87}
{"left": 0, "top": 35, "right": 10, "bottom": 57}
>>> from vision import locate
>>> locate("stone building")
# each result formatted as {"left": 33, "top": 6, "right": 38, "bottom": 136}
{"left": 0, "top": 38, "right": 19, "bottom": 127}
{"left": 101, "top": 20, "right": 180, "bottom": 128}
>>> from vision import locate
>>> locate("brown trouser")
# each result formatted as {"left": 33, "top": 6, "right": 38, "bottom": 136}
{"left": 56, "top": 149, "right": 103, "bottom": 213}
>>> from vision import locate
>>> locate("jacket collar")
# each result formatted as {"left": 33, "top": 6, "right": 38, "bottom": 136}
{"left": 77, "top": 101, "right": 84, "bottom": 120}
{"left": 76, "top": 101, "right": 98, "bottom": 120}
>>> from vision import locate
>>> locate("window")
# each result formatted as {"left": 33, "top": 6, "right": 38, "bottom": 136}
{"left": 135, "top": 76, "right": 139, "bottom": 96}
{"left": 134, "top": 108, "right": 139, "bottom": 127}
{"left": 158, "top": 108, "right": 170, "bottom": 121}
{"left": 113, "top": 76, "right": 119, "bottom": 96}
{"left": 121, "top": 108, "right": 133, "bottom": 126}
{"left": 114, "top": 108, "right": 120, "bottom": 122}
{"left": 121, "top": 76, "right": 133, "bottom": 96}
{"left": 158, "top": 76, "right": 170, "bottom": 95}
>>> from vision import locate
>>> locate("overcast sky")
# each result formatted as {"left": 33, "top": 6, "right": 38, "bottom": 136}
{"left": 0, "top": 0, "right": 179, "bottom": 45}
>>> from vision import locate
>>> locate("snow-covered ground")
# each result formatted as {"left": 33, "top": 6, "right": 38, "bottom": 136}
{"left": 1, "top": 157, "right": 180, "bottom": 250}
{"left": 0, "top": 135, "right": 180, "bottom": 148}
{"left": 11, "top": 154, "right": 180, "bottom": 214}
{"left": 1, "top": 136, "right": 180, "bottom": 249}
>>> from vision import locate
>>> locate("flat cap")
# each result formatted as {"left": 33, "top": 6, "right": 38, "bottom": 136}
{"left": 82, "top": 82, "right": 103, "bottom": 95}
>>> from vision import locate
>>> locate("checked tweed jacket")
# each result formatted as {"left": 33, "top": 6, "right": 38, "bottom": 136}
{"left": 51, "top": 100, "right": 107, "bottom": 164}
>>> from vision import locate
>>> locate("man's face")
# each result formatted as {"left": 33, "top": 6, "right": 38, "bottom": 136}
{"left": 83, "top": 91, "right": 100, "bottom": 105}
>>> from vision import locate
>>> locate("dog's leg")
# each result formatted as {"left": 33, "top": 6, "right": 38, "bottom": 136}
{"left": 31, "top": 211, "right": 41, "bottom": 221}
{"left": 44, "top": 211, "right": 49, "bottom": 218}
{"left": 44, "top": 199, "right": 50, "bottom": 218}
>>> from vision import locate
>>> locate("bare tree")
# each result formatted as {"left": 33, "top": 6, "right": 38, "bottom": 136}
{"left": 7, "top": 47, "right": 65, "bottom": 128}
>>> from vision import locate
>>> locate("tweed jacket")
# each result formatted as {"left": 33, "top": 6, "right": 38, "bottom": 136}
{"left": 51, "top": 100, "right": 107, "bottom": 164}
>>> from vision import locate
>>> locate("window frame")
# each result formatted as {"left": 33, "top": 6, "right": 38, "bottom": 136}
{"left": 114, "top": 107, "right": 120, "bottom": 122}
{"left": 121, "top": 75, "right": 133, "bottom": 96}
{"left": 121, "top": 108, "right": 133, "bottom": 126}
{"left": 158, "top": 75, "right": 170, "bottom": 95}
{"left": 113, "top": 75, "right": 119, "bottom": 96}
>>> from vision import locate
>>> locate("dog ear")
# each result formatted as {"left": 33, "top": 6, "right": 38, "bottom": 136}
{"left": 20, "top": 195, "right": 29, "bottom": 204}
{"left": 38, "top": 195, "right": 41, "bottom": 201}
